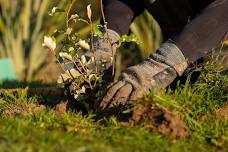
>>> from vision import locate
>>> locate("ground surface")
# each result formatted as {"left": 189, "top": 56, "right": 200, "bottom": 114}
{"left": 0, "top": 60, "right": 227, "bottom": 152}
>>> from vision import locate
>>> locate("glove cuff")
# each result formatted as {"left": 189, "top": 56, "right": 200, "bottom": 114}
{"left": 150, "top": 40, "right": 188, "bottom": 76}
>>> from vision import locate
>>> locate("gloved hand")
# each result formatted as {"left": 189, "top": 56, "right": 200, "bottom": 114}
{"left": 99, "top": 40, "right": 188, "bottom": 110}
{"left": 85, "top": 29, "right": 120, "bottom": 73}
{"left": 57, "top": 29, "right": 120, "bottom": 84}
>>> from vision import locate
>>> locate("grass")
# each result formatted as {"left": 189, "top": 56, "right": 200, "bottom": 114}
{"left": 0, "top": 59, "right": 227, "bottom": 152}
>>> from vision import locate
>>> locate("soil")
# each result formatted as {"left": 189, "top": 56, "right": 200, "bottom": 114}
{"left": 130, "top": 102, "right": 189, "bottom": 139}
{"left": 3, "top": 103, "right": 46, "bottom": 116}
{"left": 198, "top": 104, "right": 228, "bottom": 121}
{"left": 2, "top": 98, "right": 190, "bottom": 139}
{"left": 55, "top": 101, "right": 68, "bottom": 114}
{"left": 2, "top": 100, "right": 75, "bottom": 117}
{"left": 213, "top": 104, "right": 228, "bottom": 119}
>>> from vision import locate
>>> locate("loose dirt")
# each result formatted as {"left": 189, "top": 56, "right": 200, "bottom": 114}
{"left": 130, "top": 102, "right": 189, "bottom": 139}
{"left": 198, "top": 104, "right": 228, "bottom": 121}
{"left": 3, "top": 103, "right": 46, "bottom": 116}
{"left": 213, "top": 104, "right": 228, "bottom": 119}
{"left": 55, "top": 101, "right": 68, "bottom": 114}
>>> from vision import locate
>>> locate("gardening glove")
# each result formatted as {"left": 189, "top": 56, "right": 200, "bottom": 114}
{"left": 84, "top": 29, "right": 120, "bottom": 73}
{"left": 99, "top": 40, "right": 188, "bottom": 110}
{"left": 57, "top": 29, "right": 120, "bottom": 84}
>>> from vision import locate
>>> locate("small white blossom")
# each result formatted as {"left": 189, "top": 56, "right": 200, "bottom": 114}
{"left": 81, "top": 55, "right": 87, "bottom": 64}
{"left": 74, "top": 94, "right": 79, "bottom": 99}
{"left": 49, "top": 7, "right": 64, "bottom": 16}
{"left": 69, "top": 69, "right": 81, "bottom": 78}
{"left": 42, "top": 36, "right": 56, "bottom": 51}
{"left": 76, "top": 86, "right": 86, "bottom": 94}
{"left": 68, "top": 47, "right": 75, "bottom": 52}
{"left": 70, "top": 14, "right": 79, "bottom": 20}
{"left": 49, "top": 7, "right": 58, "bottom": 16}
{"left": 78, "top": 39, "right": 90, "bottom": 50}
{"left": 80, "top": 86, "right": 86, "bottom": 93}
{"left": 91, "top": 57, "right": 95, "bottom": 62}
{"left": 72, "top": 36, "right": 77, "bottom": 41}
{"left": 65, "top": 27, "right": 72, "bottom": 35}
{"left": 59, "top": 52, "right": 73, "bottom": 61}
{"left": 57, "top": 73, "right": 70, "bottom": 84}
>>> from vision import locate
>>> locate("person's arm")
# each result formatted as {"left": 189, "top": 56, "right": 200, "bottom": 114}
{"left": 103, "top": 0, "right": 145, "bottom": 35}
{"left": 99, "top": 0, "right": 228, "bottom": 111}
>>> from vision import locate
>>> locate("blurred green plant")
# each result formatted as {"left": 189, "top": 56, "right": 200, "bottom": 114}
{"left": 0, "top": 0, "right": 53, "bottom": 80}
{"left": 0, "top": 0, "right": 101, "bottom": 81}
{"left": 130, "top": 11, "right": 162, "bottom": 58}
{"left": 115, "top": 11, "right": 163, "bottom": 77}
{"left": 0, "top": 0, "right": 162, "bottom": 81}
{"left": 43, "top": 0, "right": 139, "bottom": 107}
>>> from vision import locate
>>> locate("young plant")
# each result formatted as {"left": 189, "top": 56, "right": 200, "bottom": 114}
{"left": 43, "top": 1, "right": 138, "bottom": 110}
{"left": 43, "top": 3, "right": 98, "bottom": 101}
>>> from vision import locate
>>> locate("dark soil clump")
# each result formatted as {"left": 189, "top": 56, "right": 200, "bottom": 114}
{"left": 130, "top": 102, "right": 189, "bottom": 138}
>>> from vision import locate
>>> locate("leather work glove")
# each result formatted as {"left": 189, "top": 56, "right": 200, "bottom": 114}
{"left": 99, "top": 40, "right": 188, "bottom": 110}
{"left": 84, "top": 29, "right": 120, "bottom": 73}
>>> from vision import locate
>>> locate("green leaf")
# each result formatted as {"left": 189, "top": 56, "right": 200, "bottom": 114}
{"left": 95, "top": 24, "right": 106, "bottom": 37}
{"left": 119, "top": 34, "right": 140, "bottom": 44}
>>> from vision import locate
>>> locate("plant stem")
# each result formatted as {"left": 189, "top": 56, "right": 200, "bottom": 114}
{"left": 66, "top": 0, "right": 75, "bottom": 40}
{"left": 100, "top": 0, "right": 116, "bottom": 78}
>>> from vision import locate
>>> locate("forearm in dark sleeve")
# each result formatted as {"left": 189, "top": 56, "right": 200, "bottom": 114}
{"left": 173, "top": 0, "right": 228, "bottom": 62}
{"left": 103, "top": 0, "right": 145, "bottom": 35}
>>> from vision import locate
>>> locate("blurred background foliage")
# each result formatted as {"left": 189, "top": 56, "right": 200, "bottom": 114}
{"left": 0, "top": 0, "right": 162, "bottom": 82}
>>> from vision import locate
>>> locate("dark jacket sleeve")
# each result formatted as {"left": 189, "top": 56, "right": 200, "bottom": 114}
{"left": 103, "top": 0, "right": 145, "bottom": 35}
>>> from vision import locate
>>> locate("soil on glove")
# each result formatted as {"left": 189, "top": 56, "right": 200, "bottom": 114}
{"left": 130, "top": 102, "right": 189, "bottom": 139}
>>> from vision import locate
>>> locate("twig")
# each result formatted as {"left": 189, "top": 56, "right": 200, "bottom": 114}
{"left": 66, "top": 0, "right": 75, "bottom": 40}
{"left": 100, "top": 0, "right": 116, "bottom": 78}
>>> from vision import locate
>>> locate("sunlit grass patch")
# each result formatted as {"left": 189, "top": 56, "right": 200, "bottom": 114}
{"left": 0, "top": 58, "right": 227, "bottom": 152}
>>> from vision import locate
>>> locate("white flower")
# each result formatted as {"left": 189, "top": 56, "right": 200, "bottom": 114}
{"left": 78, "top": 39, "right": 90, "bottom": 50}
{"left": 81, "top": 55, "right": 87, "bottom": 64}
{"left": 69, "top": 14, "right": 79, "bottom": 20}
{"left": 80, "top": 86, "right": 86, "bottom": 94}
{"left": 65, "top": 27, "right": 72, "bottom": 35}
{"left": 42, "top": 36, "right": 56, "bottom": 51}
{"left": 49, "top": 7, "right": 58, "bottom": 16}
{"left": 59, "top": 52, "right": 73, "bottom": 61}
{"left": 69, "top": 69, "right": 81, "bottom": 78}
{"left": 68, "top": 47, "right": 74, "bottom": 52}
{"left": 91, "top": 57, "right": 95, "bottom": 62}
{"left": 57, "top": 73, "right": 70, "bottom": 84}
{"left": 74, "top": 94, "right": 79, "bottom": 99}
{"left": 49, "top": 7, "right": 65, "bottom": 16}
{"left": 57, "top": 69, "right": 81, "bottom": 84}
{"left": 76, "top": 86, "right": 86, "bottom": 94}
